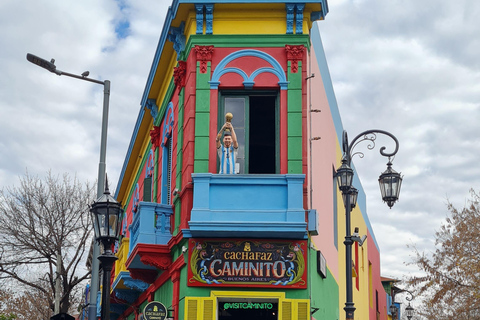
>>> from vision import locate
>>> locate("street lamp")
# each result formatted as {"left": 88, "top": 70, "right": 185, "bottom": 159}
{"left": 342, "top": 187, "right": 358, "bottom": 211}
{"left": 379, "top": 161, "right": 403, "bottom": 208}
{"left": 391, "top": 288, "right": 415, "bottom": 320}
{"left": 405, "top": 302, "right": 414, "bottom": 320}
{"left": 90, "top": 180, "right": 123, "bottom": 320}
{"left": 389, "top": 304, "right": 398, "bottom": 319}
{"left": 336, "top": 129, "right": 402, "bottom": 320}
{"left": 26, "top": 53, "right": 111, "bottom": 320}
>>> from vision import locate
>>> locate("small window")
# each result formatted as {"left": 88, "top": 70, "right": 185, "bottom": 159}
{"left": 220, "top": 92, "right": 278, "bottom": 174}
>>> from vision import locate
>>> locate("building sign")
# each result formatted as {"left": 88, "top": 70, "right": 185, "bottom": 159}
{"left": 188, "top": 239, "right": 307, "bottom": 288}
{"left": 143, "top": 301, "right": 167, "bottom": 320}
{"left": 218, "top": 301, "right": 278, "bottom": 320}
{"left": 220, "top": 302, "right": 275, "bottom": 310}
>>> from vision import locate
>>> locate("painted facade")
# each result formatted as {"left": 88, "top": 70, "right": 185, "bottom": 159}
{"left": 102, "top": 1, "right": 392, "bottom": 319}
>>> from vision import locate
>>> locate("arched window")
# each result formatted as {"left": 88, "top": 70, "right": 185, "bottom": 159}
{"left": 219, "top": 92, "right": 278, "bottom": 174}
{"left": 161, "top": 102, "right": 175, "bottom": 204}
{"left": 143, "top": 149, "right": 154, "bottom": 202}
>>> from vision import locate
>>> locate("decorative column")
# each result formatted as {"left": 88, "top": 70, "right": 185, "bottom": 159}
{"left": 194, "top": 4, "right": 214, "bottom": 35}
{"left": 169, "top": 256, "right": 186, "bottom": 320}
{"left": 286, "top": 45, "right": 304, "bottom": 73}
{"left": 150, "top": 126, "right": 161, "bottom": 151}
{"left": 194, "top": 45, "right": 214, "bottom": 74}
{"left": 194, "top": 45, "right": 215, "bottom": 173}
{"left": 285, "top": 45, "right": 305, "bottom": 174}
{"left": 285, "top": 4, "right": 305, "bottom": 34}
{"left": 173, "top": 61, "right": 187, "bottom": 90}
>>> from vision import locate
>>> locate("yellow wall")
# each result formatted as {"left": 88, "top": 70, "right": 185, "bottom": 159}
{"left": 211, "top": 3, "right": 322, "bottom": 35}
{"left": 334, "top": 143, "right": 372, "bottom": 320}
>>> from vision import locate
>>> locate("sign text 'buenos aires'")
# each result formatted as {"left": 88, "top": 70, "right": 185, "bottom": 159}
{"left": 188, "top": 239, "right": 307, "bottom": 288}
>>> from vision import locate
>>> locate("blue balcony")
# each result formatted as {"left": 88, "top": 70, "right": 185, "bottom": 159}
{"left": 126, "top": 202, "right": 173, "bottom": 277}
{"left": 128, "top": 202, "right": 173, "bottom": 251}
{"left": 183, "top": 173, "right": 307, "bottom": 239}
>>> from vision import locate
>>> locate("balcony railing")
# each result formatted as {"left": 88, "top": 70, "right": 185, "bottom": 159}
{"left": 184, "top": 173, "right": 308, "bottom": 239}
{"left": 129, "top": 201, "right": 173, "bottom": 253}
{"left": 114, "top": 238, "right": 130, "bottom": 276}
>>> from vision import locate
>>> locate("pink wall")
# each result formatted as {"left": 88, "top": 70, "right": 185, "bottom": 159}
{"left": 307, "top": 41, "right": 340, "bottom": 280}
{"left": 368, "top": 228, "right": 387, "bottom": 319}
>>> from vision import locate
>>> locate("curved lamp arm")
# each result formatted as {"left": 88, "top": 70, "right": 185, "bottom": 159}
{"left": 338, "top": 129, "right": 402, "bottom": 209}
{"left": 393, "top": 289, "right": 415, "bottom": 320}
{"left": 342, "top": 129, "right": 400, "bottom": 165}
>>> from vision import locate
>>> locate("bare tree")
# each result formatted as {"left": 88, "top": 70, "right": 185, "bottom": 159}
{"left": 0, "top": 171, "right": 95, "bottom": 315}
{"left": 407, "top": 189, "right": 480, "bottom": 320}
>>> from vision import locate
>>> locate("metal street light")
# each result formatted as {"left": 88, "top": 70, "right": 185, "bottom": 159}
{"left": 379, "top": 161, "right": 403, "bottom": 208}
{"left": 336, "top": 158, "right": 354, "bottom": 192}
{"left": 336, "top": 129, "right": 403, "bottom": 320}
{"left": 390, "top": 289, "right": 415, "bottom": 320}
{"left": 90, "top": 180, "right": 123, "bottom": 320}
{"left": 405, "top": 302, "right": 414, "bottom": 320}
{"left": 342, "top": 187, "right": 358, "bottom": 211}
{"left": 389, "top": 303, "right": 398, "bottom": 320}
{"left": 27, "top": 53, "right": 111, "bottom": 320}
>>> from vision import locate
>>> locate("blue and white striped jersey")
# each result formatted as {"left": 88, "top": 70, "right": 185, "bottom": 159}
{"left": 217, "top": 145, "right": 238, "bottom": 174}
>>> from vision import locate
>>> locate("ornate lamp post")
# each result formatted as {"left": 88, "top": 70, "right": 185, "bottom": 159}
{"left": 90, "top": 180, "right": 123, "bottom": 320}
{"left": 336, "top": 130, "right": 403, "bottom": 320}
{"left": 391, "top": 289, "right": 415, "bottom": 320}
{"left": 26, "top": 53, "right": 111, "bottom": 319}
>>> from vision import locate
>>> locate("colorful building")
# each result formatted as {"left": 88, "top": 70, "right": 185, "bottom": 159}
{"left": 104, "top": 0, "right": 391, "bottom": 319}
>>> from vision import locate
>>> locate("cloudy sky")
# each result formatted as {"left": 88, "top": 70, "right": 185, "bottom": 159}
{"left": 1, "top": 0, "right": 478, "bottom": 293}
{"left": 317, "top": 0, "right": 480, "bottom": 282}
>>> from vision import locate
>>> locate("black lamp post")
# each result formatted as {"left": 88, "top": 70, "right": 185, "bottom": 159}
{"left": 336, "top": 130, "right": 402, "bottom": 320}
{"left": 90, "top": 180, "right": 123, "bottom": 320}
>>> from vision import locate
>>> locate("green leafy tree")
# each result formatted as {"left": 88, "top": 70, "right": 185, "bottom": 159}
{"left": 408, "top": 189, "right": 480, "bottom": 319}
{"left": 0, "top": 171, "right": 95, "bottom": 315}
